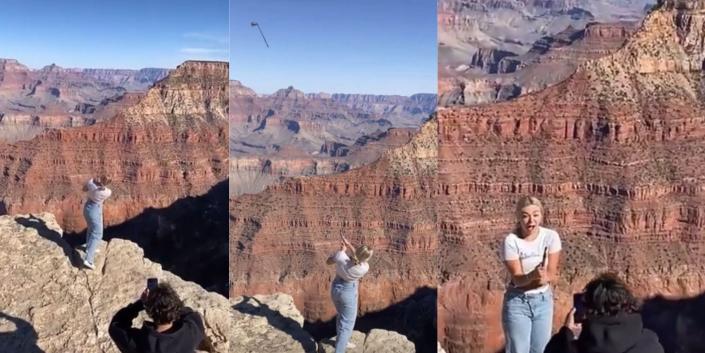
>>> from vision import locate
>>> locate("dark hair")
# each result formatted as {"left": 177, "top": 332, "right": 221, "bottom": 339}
{"left": 584, "top": 273, "right": 640, "bottom": 317}
{"left": 144, "top": 283, "right": 184, "bottom": 325}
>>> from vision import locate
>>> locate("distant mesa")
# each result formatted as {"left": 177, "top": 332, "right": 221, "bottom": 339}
{"left": 0, "top": 57, "right": 171, "bottom": 142}
{"left": 438, "top": 0, "right": 651, "bottom": 106}
{"left": 230, "top": 80, "right": 436, "bottom": 196}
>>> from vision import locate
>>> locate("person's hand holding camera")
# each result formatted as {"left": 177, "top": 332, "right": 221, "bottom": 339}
{"left": 564, "top": 308, "right": 582, "bottom": 340}
{"left": 140, "top": 289, "right": 150, "bottom": 304}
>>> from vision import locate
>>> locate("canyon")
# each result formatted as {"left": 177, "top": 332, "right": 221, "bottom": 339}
{"left": 439, "top": 0, "right": 654, "bottom": 105}
{"left": 0, "top": 58, "right": 169, "bottom": 142}
{"left": 438, "top": 1, "right": 705, "bottom": 352}
{"left": 0, "top": 60, "right": 228, "bottom": 293}
{"left": 231, "top": 117, "right": 439, "bottom": 352}
{"left": 231, "top": 81, "right": 436, "bottom": 195}
{"left": 234, "top": 1, "right": 705, "bottom": 352}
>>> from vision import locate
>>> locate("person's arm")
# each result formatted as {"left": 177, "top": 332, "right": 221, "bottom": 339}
{"left": 504, "top": 260, "right": 540, "bottom": 288}
{"left": 108, "top": 300, "right": 143, "bottom": 352}
{"left": 502, "top": 236, "right": 540, "bottom": 288}
{"left": 543, "top": 250, "right": 560, "bottom": 284}
{"left": 545, "top": 308, "right": 581, "bottom": 353}
{"left": 83, "top": 178, "right": 95, "bottom": 192}
{"left": 341, "top": 236, "right": 355, "bottom": 252}
{"left": 544, "top": 326, "right": 579, "bottom": 353}
{"left": 326, "top": 242, "right": 346, "bottom": 265}
{"left": 179, "top": 307, "right": 206, "bottom": 347}
{"left": 96, "top": 187, "right": 113, "bottom": 199}
{"left": 541, "top": 231, "right": 563, "bottom": 285}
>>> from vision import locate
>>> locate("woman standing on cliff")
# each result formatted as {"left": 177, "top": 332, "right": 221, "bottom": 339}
{"left": 326, "top": 236, "right": 373, "bottom": 353}
{"left": 501, "top": 196, "right": 562, "bottom": 353}
{"left": 82, "top": 175, "right": 112, "bottom": 270}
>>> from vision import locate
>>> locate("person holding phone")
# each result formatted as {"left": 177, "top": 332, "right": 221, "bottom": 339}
{"left": 501, "top": 196, "right": 562, "bottom": 353}
{"left": 81, "top": 175, "right": 112, "bottom": 270}
{"left": 108, "top": 281, "right": 206, "bottom": 353}
{"left": 326, "top": 236, "right": 373, "bottom": 353}
{"left": 544, "top": 273, "right": 664, "bottom": 353}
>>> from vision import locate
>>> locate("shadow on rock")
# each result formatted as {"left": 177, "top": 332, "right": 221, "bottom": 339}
{"left": 304, "top": 286, "right": 437, "bottom": 353}
{"left": 642, "top": 292, "right": 705, "bottom": 353}
{"left": 65, "top": 180, "right": 229, "bottom": 295}
{"left": 0, "top": 312, "right": 45, "bottom": 353}
{"left": 15, "top": 215, "right": 82, "bottom": 268}
{"left": 233, "top": 296, "right": 317, "bottom": 352}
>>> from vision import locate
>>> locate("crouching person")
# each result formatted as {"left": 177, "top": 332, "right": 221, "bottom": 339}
{"left": 544, "top": 273, "right": 664, "bottom": 353}
{"left": 109, "top": 282, "right": 205, "bottom": 353}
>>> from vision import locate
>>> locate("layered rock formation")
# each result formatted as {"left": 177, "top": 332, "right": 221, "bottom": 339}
{"left": 439, "top": 0, "right": 654, "bottom": 105}
{"left": 440, "top": 20, "right": 640, "bottom": 105}
{"left": 0, "top": 212, "right": 321, "bottom": 353}
{"left": 438, "top": 2, "right": 705, "bottom": 352}
{"left": 231, "top": 119, "right": 439, "bottom": 350}
{"left": 231, "top": 127, "right": 420, "bottom": 196}
{"left": 0, "top": 58, "right": 169, "bottom": 142}
{"left": 0, "top": 60, "right": 227, "bottom": 231}
{"left": 231, "top": 81, "right": 435, "bottom": 195}
{"left": 0, "top": 60, "right": 228, "bottom": 291}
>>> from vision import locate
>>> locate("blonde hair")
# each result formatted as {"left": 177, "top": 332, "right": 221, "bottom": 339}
{"left": 351, "top": 245, "right": 373, "bottom": 265}
{"left": 515, "top": 196, "right": 544, "bottom": 231}
{"left": 96, "top": 175, "right": 112, "bottom": 187}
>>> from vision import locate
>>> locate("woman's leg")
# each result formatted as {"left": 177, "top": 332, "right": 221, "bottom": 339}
{"left": 84, "top": 203, "right": 103, "bottom": 264}
{"left": 83, "top": 204, "right": 92, "bottom": 247}
{"left": 503, "top": 291, "right": 532, "bottom": 353}
{"left": 529, "top": 290, "right": 554, "bottom": 353}
{"left": 334, "top": 282, "right": 358, "bottom": 353}
{"left": 331, "top": 282, "right": 343, "bottom": 337}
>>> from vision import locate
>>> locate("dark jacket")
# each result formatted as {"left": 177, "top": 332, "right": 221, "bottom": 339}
{"left": 545, "top": 313, "right": 664, "bottom": 353}
{"left": 108, "top": 301, "right": 205, "bottom": 353}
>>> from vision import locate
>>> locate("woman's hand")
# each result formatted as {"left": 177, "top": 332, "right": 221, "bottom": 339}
{"left": 340, "top": 241, "right": 346, "bottom": 252}
{"left": 536, "top": 265, "right": 550, "bottom": 285}
{"left": 564, "top": 308, "right": 582, "bottom": 340}
{"left": 140, "top": 289, "right": 150, "bottom": 304}
{"left": 527, "top": 262, "right": 550, "bottom": 285}
{"left": 341, "top": 236, "right": 354, "bottom": 250}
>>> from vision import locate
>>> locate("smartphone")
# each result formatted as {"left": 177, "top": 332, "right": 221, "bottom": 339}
{"left": 573, "top": 293, "right": 586, "bottom": 323}
{"left": 540, "top": 247, "right": 548, "bottom": 267}
{"left": 147, "top": 278, "right": 158, "bottom": 291}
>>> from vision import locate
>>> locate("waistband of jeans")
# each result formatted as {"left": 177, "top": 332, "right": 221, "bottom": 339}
{"left": 505, "top": 285, "right": 551, "bottom": 297}
{"left": 333, "top": 276, "right": 357, "bottom": 285}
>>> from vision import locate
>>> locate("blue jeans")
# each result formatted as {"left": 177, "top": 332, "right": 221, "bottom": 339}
{"left": 502, "top": 288, "right": 553, "bottom": 353}
{"left": 331, "top": 277, "right": 358, "bottom": 353}
{"left": 83, "top": 200, "right": 103, "bottom": 264}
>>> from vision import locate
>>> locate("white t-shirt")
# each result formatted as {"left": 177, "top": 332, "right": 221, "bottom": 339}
{"left": 332, "top": 250, "right": 369, "bottom": 282}
{"left": 503, "top": 226, "right": 562, "bottom": 294}
{"left": 85, "top": 179, "right": 112, "bottom": 204}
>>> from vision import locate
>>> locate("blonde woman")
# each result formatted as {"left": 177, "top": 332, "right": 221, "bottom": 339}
{"left": 326, "top": 236, "right": 373, "bottom": 353}
{"left": 502, "top": 196, "right": 562, "bottom": 353}
{"left": 82, "top": 175, "right": 112, "bottom": 270}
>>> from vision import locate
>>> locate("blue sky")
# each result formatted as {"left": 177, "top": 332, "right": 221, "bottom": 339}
{"left": 231, "top": 0, "right": 436, "bottom": 95}
{"left": 0, "top": 0, "right": 228, "bottom": 70}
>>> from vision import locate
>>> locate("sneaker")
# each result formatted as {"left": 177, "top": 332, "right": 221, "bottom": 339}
{"left": 347, "top": 342, "right": 356, "bottom": 349}
{"left": 83, "top": 259, "right": 95, "bottom": 270}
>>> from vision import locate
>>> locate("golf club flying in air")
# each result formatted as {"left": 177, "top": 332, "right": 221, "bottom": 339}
{"left": 250, "top": 21, "right": 270, "bottom": 48}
